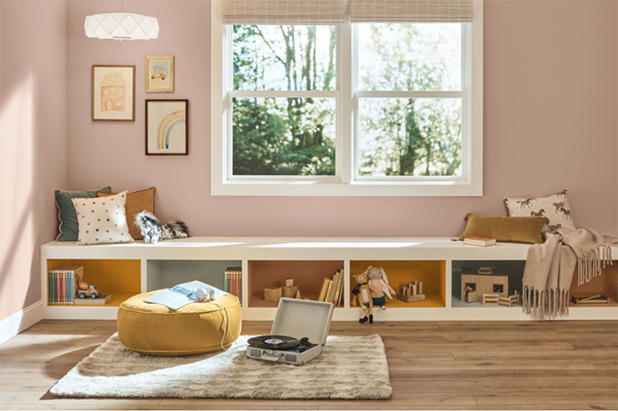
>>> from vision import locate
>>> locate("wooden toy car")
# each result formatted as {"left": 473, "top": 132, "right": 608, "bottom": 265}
{"left": 78, "top": 283, "right": 101, "bottom": 299}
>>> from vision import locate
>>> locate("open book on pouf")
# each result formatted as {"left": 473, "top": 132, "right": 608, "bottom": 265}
{"left": 145, "top": 281, "right": 228, "bottom": 310}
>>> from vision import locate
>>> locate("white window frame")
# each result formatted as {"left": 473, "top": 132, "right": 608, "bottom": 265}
{"left": 211, "top": 0, "right": 483, "bottom": 196}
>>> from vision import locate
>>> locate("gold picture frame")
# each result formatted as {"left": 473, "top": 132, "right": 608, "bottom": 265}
{"left": 145, "top": 55, "right": 174, "bottom": 93}
{"left": 92, "top": 65, "right": 135, "bottom": 121}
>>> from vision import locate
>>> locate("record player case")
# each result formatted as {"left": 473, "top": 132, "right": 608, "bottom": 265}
{"left": 246, "top": 298, "right": 335, "bottom": 365}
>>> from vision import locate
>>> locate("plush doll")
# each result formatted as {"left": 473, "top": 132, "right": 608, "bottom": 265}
{"left": 351, "top": 273, "right": 381, "bottom": 324}
{"left": 365, "top": 266, "right": 396, "bottom": 310}
{"left": 134, "top": 211, "right": 190, "bottom": 244}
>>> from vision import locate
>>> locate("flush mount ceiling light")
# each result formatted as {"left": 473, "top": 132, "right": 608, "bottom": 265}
{"left": 84, "top": 1, "right": 158, "bottom": 41}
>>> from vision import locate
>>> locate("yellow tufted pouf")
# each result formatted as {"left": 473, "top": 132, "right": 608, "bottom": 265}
{"left": 117, "top": 291, "right": 241, "bottom": 356}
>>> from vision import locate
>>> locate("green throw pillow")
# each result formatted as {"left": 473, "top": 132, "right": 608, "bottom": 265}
{"left": 55, "top": 186, "right": 112, "bottom": 241}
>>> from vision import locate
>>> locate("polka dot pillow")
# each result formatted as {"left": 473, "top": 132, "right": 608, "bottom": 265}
{"left": 72, "top": 191, "right": 133, "bottom": 245}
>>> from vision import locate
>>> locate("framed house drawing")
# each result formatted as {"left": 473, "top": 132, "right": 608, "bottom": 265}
{"left": 92, "top": 65, "right": 135, "bottom": 121}
{"left": 145, "top": 55, "right": 174, "bottom": 93}
{"left": 145, "top": 99, "right": 189, "bottom": 155}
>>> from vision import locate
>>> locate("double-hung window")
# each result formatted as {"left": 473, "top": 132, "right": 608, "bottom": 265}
{"left": 212, "top": 0, "right": 483, "bottom": 196}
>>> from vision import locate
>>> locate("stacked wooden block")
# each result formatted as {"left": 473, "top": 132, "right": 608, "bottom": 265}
{"left": 282, "top": 278, "right": 299, "bottom": 298}
{"left": 264, "top": 278, "right": 301, "bottom": 303}
{"left": 396, "top": 280, "right": 425, "bottom": 303}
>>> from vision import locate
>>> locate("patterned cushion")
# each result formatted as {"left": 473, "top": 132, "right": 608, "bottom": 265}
{"left": 72, "top": 191, "right": 133, "bottom": 245}
{"left": 504, "top": 189, "right": 575, "bottom": 232}
{"left": 97, "top": 188, "right": 156, "bottom": 240}
{"left": 55, "top": 186, "right": 112, "bottom": 241}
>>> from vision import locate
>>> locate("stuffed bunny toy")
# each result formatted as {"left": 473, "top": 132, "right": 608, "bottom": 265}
{"left": 365, "top": 266, "right": 396, "bottom": 310}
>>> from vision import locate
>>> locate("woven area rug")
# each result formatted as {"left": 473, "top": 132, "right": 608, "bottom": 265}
{"left": 51, "top": 334, "right": 392, "bottom": 400}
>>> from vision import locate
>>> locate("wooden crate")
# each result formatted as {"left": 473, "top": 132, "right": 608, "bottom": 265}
{"left": 499, "top": 294, "right": 521, "bottom": 307}
{"left": 482, "top": 294, "right": 499, "bottom": 305}
{"left": 397, "top": 293, "right": 426, "bottom": 303}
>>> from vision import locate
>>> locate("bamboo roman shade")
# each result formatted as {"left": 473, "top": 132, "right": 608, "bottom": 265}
{"left": 350, "top": 0, "right": 473, "bottom": 23}
{"left": 221, "top": 0, "right": 346, "bottom": 25}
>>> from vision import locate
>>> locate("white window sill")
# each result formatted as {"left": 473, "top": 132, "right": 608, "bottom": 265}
{"left": 211, "top": 180, "right": 482, "bottom": 196}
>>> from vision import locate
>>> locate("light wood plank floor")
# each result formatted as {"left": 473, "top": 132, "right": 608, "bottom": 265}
{"left": 0, "top": 320, "right": 616, "bottom": 410}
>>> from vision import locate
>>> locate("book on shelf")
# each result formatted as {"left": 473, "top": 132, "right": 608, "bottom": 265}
{"left": 48, "top": 266, "right": 84, "bottom": 305}
{"left": 318, "top": 278, "right": 330, "bottom": 302}
{"left": 316, "top": 268, "right": 345, "bottom": 304}
{"left": 224, "top": 267, "right": 242, "bottom": 303}
{"left": 332, "top": 269, "right": 345, "bottom": 306}
{"left": 324, "top": 280, "right": 335, "bottom": 303}
{"left": 463, "top": 237, "right": 497, "bottom": 247}
{"left": 74, "top": 294, "right": 112, "bottom": 305}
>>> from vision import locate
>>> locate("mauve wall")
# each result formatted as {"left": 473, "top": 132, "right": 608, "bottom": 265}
{"left": 0, "top": 1, "right": 67, "bottom": 320}
{"left": 67, "top": 0, "right": 617, "bottom": 238}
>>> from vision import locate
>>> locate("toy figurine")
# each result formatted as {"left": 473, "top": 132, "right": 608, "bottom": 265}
{"left": 365, "top": 266, "right": 395, "bottom": 310}
{"left": 77, "top": 278, "right": 101, "bottom": 299}
{"left": 351, "top": 273, "right": 381, "bottom": 324}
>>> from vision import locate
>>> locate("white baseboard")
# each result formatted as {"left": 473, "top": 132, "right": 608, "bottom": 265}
{"left": 0, "top": 301, "right": 43, "bottom": 345}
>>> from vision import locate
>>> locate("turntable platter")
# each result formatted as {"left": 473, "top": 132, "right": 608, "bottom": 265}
{"left": 247, "top": 335, "right": 300, "bottom": 350}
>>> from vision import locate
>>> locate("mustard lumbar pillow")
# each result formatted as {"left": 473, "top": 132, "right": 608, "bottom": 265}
{"left": 72, "top": 191, "right": 133, "bottom": 245}
{"left": 459, "top": 213, "right": 548, "bottom": 244}
{"left": 503, "top": 189, "right": 575, "bottom": 233}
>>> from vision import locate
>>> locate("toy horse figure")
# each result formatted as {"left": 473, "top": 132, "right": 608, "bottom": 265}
{"left": 351, "top": 273, "right": 380, "bottom": 324}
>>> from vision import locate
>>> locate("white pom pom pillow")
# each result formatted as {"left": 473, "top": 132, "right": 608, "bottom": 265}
{"left": 72, "top": 191, "right": 133, "bottom": 245}
{"left": 503, "top": 188, "right": 575, "bottom": 233}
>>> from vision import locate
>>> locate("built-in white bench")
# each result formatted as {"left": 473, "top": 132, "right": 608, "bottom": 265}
{"left": 41, "top": 238, "right": 618, "bottom": 321}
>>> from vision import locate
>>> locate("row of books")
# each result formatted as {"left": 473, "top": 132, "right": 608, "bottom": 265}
{"left": 317, "top": 269, "right": 344, "bottom": 306}
{"left": 48, "top": 266, "right": 83, "bottom": 305}
{"left": 224, "top": 267, "right": 242, "bottom": 303}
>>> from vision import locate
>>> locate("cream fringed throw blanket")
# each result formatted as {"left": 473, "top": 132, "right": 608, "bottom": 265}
{"left": 523, "top": 227, "right": 617, "bottom": 320}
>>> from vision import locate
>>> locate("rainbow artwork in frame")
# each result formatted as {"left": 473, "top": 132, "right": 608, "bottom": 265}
{"left": 146, "top": 100, "right": 189, "bottom": 155}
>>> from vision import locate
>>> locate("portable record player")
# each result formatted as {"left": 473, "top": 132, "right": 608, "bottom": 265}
{"left": 246, "top": 298, "right": 335, "bottom": 365}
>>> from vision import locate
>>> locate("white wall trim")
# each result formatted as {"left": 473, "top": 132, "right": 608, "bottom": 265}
{"left": 0, "top": 300, "right": 43, "bottom": 345}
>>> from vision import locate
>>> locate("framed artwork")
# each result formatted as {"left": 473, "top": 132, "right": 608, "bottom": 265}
{"left": 145, "top": 55, "right": 174, "bottom": 93}
{"left": 145, "top": 99, "right": 189, "bottom": 155}
{"left": 92, "top": 65, "right": 135, "bottom": 121}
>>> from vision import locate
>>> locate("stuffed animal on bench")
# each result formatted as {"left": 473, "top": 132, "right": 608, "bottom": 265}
{"left": 134, "top": 211, "right": 190, "bottom": 244}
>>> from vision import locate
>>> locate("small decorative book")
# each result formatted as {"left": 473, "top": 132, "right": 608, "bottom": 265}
{"left": 464, "top": 237, "right": 497, "bottom": 247}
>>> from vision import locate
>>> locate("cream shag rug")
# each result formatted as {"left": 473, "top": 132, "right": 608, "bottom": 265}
{"left": 51, "top": 334, "right": 392, "bottom": 400}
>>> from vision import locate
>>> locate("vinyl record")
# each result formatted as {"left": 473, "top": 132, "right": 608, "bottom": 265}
{"left": 247, "top": 335, "right": 300, "bottom": 349}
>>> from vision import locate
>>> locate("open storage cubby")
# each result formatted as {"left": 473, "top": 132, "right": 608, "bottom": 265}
{"left": 47, "top": 259, "right": 141, "bottom": 307}
{"left": 350, "top": 261, "right": 446, "bottom": 308}
{"left": 147, "top": 260, "right": 241, "bottom": 293}
{"left": 569, "top": 261, "right": 617, "bottom": 307}
{"left": 248, "top": 260, "right": 344, "bottom": 307}
{"left": 41, "top": 238, "right": 617, "bottom": 321}
{"left": 452, "top": 260, "right": 525, "bottom": 308}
